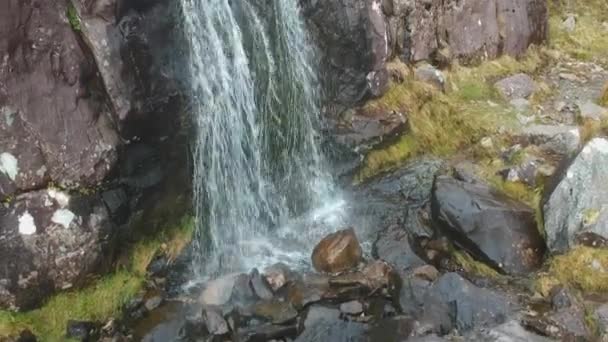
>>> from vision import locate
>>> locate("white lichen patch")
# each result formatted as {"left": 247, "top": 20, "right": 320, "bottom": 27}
{"left": 18, "top": 211, "right": 36, "bottom": 235}
{"left": 51, "top": 209, "right": 75, "bottom": 229}
{"left": 1, "top": 107, "right": 15, "bottom": 127}
{"left": 0, "top": 152, "right": 18, "bottom": 181}
{"left": 47, "top": 188, "right": 70, "bottom": 208}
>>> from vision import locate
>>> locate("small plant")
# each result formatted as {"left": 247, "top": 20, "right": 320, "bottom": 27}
{"left": 66, "top": 4, "right": 81, "bottom": 32}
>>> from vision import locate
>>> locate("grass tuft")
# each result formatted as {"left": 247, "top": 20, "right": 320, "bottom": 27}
{"left": 66, "top": 4, "right": 81, "bottom": 32}
{"left": 599, "top": 81, "right": 608, "bottom": 107}
{"left": 545, "top": 246, "right": 608, "bottom": 294}
{"left": 355, "top": 49, "right": 546, "bottom": 181}
{"left": 452, "top": 249, "right": 502, "bottom": 280}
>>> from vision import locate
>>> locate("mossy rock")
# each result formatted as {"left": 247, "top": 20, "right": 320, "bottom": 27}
{"left": 545, "top": 246, "right": 608, "bottom": 294}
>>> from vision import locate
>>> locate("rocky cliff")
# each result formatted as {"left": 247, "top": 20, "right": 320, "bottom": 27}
{"left": 0, "top": 0, "right": 190, "bottom": 310}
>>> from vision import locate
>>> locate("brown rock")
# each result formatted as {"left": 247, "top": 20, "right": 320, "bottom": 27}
{"left": 413, "top": 265, "right": 440, "bottom": 282}
{"left": 311, "top": 228, "right": 363, "bottom": 273}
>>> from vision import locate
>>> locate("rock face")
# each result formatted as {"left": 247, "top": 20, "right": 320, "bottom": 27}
{"left": 431, "top": 176, "right": 545, "bottom": 274}
{"left": 303, "top": 0, "right": 547, "bottom": 106}
{"left": 312, "top": 228, "right": 363, "bottom": 273}
{"left": 0, "top": 0, "right": 189, "bottom": 310}
{"left": 0, "top": 190, "right": 112, "bottom": 310}
{"left": 544, "top": 138, "right": 608, "bottom": 253}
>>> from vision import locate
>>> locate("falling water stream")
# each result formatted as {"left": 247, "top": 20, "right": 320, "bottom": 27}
{"left": 180, "top": 0, "right": 345, "bottom": 279}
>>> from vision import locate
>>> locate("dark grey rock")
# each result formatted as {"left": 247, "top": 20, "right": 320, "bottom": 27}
{"left": 202, "top": 306, "right": 229, "bottom": 335}
{"left": 421, "top": 273, "right": 511, "bottom": 332}
{"left": 236, "top": 323, "right": 298, "bottom": 342}
{"left": 251, "top": 300, "right": 298, "bottom": 325}
{"left": 66, "top": 320, "right": 97, "bottom": 341}
{"left": 373, "top": 224, "right": 427, "bottom": 275}
{"left": 367, "top": 316, "right": 415, "bottom": 341}
{"left": 301, "top": 306, "right": 341, "bottom": 331}
{"left": 495, "top": 73, "right": 537, "bottom": 100}
{"left": 544, "top": 138, "right": 608, "bottom": 253}
{"left": 250, "top": 268, "right": 274, "bottom": 300}
{"left": 295, "top": 320, "right": 367, "bottom": 342}
{"left": 431, "top": 176, "right": 545, "bottom": 274}
{"left": 521, "top": 124, "right": 581, "bottom": 156}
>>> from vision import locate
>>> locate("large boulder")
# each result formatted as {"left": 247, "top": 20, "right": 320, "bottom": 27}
{"left": 543, "top": 138, "right": 608, "bottom": 253}
{"left": 373, "top": 224, "right": 426, "bottom": 275}
{"left": 0, "top": 190, "right": 112, "bottom": 310}
{"left": 421, "top": 273, "right": 512, "bottom": 333}
{"left": 431, "top": 176, "right": 545, "bottom": 274}
{"left": 311, "top": 228, "right": 363, "bottom": 273}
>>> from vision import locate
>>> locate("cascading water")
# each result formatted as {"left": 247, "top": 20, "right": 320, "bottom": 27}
{"left": 180, "top": 0, "right": 344, "bottom": 278}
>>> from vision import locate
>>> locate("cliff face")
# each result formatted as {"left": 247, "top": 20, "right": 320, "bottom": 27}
{"left": 304, "top": 0, "right": 548, "bottom": 107}
{"left": 0, "top": 0, "right": 189, "bottom": 310}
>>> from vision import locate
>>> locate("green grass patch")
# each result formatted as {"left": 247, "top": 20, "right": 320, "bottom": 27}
{"left": 354, "top": 49, "right": 546, "bottom": 181}
{"left": 66, "top": 4, "right": 81, "bottom": 32}
{"left": 599, "top": 81, "right": 608, "bottom": 107}
{"left": 545, "top": 246, "right": 608, "bottom": 294}
{"left": 452, "top": 249, "right": 502, "bottom": 280}
{"left": 0, "top": 215, "right": 195, "bottom": 341}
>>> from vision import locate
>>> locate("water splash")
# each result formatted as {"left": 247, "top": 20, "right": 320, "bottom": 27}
{"left": 180, "top": 0, "right": 342, "bottom": 278}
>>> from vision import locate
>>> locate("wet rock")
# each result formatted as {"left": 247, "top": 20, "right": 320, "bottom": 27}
{"left": 332, "top": 110, "right": 408, "bottom": 153}
{"left": 414, "top": 64, "right": 445, "bottom": 90}
{"left": 295, "top": 320, "right": 367, "bottom": 342}
{"left": 287, "top": 273, "right": 330, "bottom": 309}
{"left": 495, "top": 74, "right": 537, "bottom": 100}
{"left": 146, "top": 254, "right": 170, "bottom": 278}
{"left": 66, "top": 320, "right": 98, "bottom": 341}
{"left": 373, "top": 224, "right": 426, "bottom": 275}
{"left": 202, "top": 306, "right": 229, "bottom": 336}
{"left": 397, "top": 276, "right": 431, "bottom": 317}
{"left": 367, "top": 316, "right": 415, "bottom": 341}
{"left": 360, "top": 260, "right": 396, "bottom": 290}
{"left": 412, "top": 265, "right": 439, "bottom": 282}
{"left": 199, "top": 273, "right": 240, "bottom": 306}
{"left": 521, "top": 124, "right": 581, "bottom": 156}
{"left": 0, "top": 191, "right": 113, "bottom": 310}
{"left": 466, "top": 320, "right": 554, "bottom": 341}
{"left": 578, "top": 101, "right": 608, "bottom": 121}
{"left": 251, "top": 300, "right": 298, "bottom": 324}
{"left": 236, "top": 323, "right": 297, "bottom": 342}
{"left": 144, "top": 296, "right": 163, "bottom": 312}
{"left": 230, "top": 273, "right": 258, "bottom": 305}
{"left": 543, "top": 138, "right": 608, "bottom": 253}
{"left": 422, "top": 273, "right": 511, "bottom": 332}
{"left": 250, "top": 268, "right": 274, "bottom": 300}
{"left": 311, "top": 228, "right": 363, "bottom": 274}
{"left": 301, "top": 306, "right": 341, "bottom": 331}
{"left": 264, "top": 263, "right": 297, "bottom": 292}
{"left": 340, "top": 301, "right": 364, "bottom": 315}
{"left": 431, "top": 176, "right": 545, "bottom": 274}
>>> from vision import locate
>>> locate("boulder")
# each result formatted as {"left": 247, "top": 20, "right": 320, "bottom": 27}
{"left": 543, "top": 138, "right": 608, "bottom": 253}
{"left": 66, "top": 320, "right": 98, "bottom": 341}
{"left": 494, "top": 73, "right": 537, "bottom": 100}
{"left": 311, "top": 228, "right": 363, "bottom": 273}
{"left": 0, "top": 190, "right": 113, "bottom": 310}
{"left": 294, "top": 320, "right": 367, "bottom": 342}
{"left": 421, "top": 273, "right": 511, "bottom": 332}
{"left": 373, "top": 224, "right": 427, "bottom": 275}
{"left": 300, "top": 306, "right": 341, "bottom": 331}
{"left": 202, "top": 306, "right": 229, "bottom": 336}
{"left": 578, "top": 101, "right": 608, "bottom": 121}
{"left": 431, "top": 176, "right": 545, "bottom": 274}
{"left": 521, "top": 124, "right": 581, "bottom": 156}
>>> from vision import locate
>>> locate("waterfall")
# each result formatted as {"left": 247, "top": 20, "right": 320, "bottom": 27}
{"left": 180, "top": 0, "right": 341, "bottom": 278}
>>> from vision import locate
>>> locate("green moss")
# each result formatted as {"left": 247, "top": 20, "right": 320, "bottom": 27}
{"left": 452, "top": 249, "right": 502, "bottom": 280}
{"left": 66, "top": 4, "right": 81, "bottom": 32}
{"left": 0, "top": 215, "right": 195, "bottom": 341}
{"left": 546, "top": 246, "right": 608, "bottom": 294}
